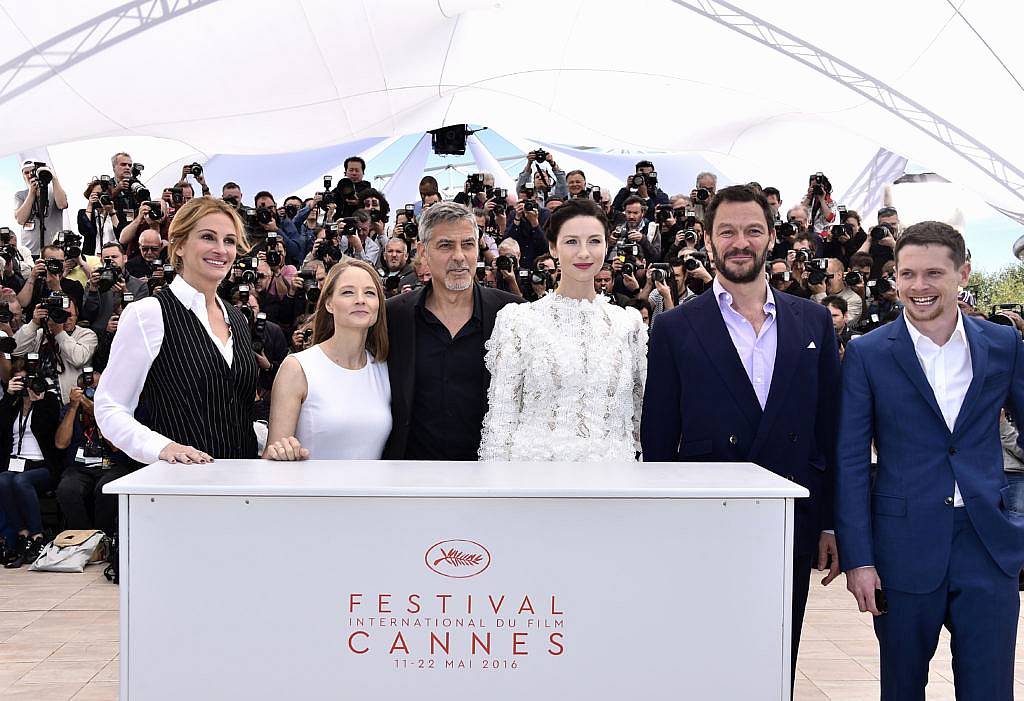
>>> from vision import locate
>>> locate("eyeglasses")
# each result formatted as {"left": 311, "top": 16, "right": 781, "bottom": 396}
{"left": 140, "top": 246, "right": 162, "bottom": 253}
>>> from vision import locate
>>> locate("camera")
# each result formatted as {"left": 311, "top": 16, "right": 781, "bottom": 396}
{"left": 96, "top": 257, "right": 123, "bottom": 293}
{"left": 870, "top": 224, "right": 895, "bottom": 242}
{"left": 59, "top": 231, "right": 83, "bottom": 259}
{"left": 807, "top": 258, "right": 830, "bottom": 286}
{"left": 316, "top": 226, "right": 343, "bottom": 262}
{"left": 250, "top": 312, "right": 267, "bottom": 354}
{"left": 255, "top": 206, "right": 275, "bottom": 225}
{"left": 80, "top": 366, "right": 96, "bottom": 400}
{"left": 302, "top": 328, "right": 313, "bottom": 344}
{"left": 234, "top": 256, "right": 259, "bottom": 284}
{"left": 792, "top": 249, "right": 811, "bottom": 264}
{"left": 491, "top": 188, "right": 507, "bottom": 204}
{"left": 28, "top": 162, "right": 53, "bottom": 185}
{"left": 530, "top": 268, "right": 554, "bottom": 289}
{"left": 496, "top": 255, "right": 517, "bottom": 273}
{"left": 811, "top": 172, "right": 827, "bottom": 197}
{"left": 383, "top": 271, "right": 402, "bottom": 294}
{"left": 236, "top": 284, "right": 251, "bottom": 304}
{"left": 523, "top": 200, "right": 538, "bottom": 213}
{"left": 770, "top": 271, "right": 792, "bottom": 285}
{"left": 264, "top": 233, "right": 283, "bottom": 268}
{"left": 844, "top": 271, "right": 863, "bottom": 287}
{"left": 168, "top": 187, "right": 184, "bottom": 206}
{"left": 185, "top": 162, "right": 203, "bottom": 177}
{"left": 631, "top": 172, "right": 658, "bottom": 189}
{"left": 655, "top": 205, "right": 674, "bottom": 224}
{"left": 467, "top": 174, "right": 486, "bottom": 194}
{"left": 475, "top": 261, "right": 488, "bottom": 282}
{"left": 684, "top": 253, "right": 707, "bottom": 272}
{"left": 340, "top": 217, "right": 359, "bottom": 236}
{"left": 144, "top": 201, "right": 163, "bottom": 221}
{"left": 129, "top": 179, "right": 151, "bottom": 207}
{"left": 650, "top": 263, "right": 671, "bottom": 284}
{"left": 531, "top": 149, "right": 548, "bottom": 164}
{"left": 867, "top": 277, "right": 894, "bottom": 297}
{"left": 403, "top": 221, "right": 419, "bottom": 240}
{"left": 298, "top": 269, "right": 320, "bottom": 304}
{"left": 284, "top": 203, "right": 299, "bottom": 219}
{"left": 693, "top": 187, "right": 712, "bottom": 203}
{"left": 39, "top": 293, "right": 71, "bottom": 324}
{"left": 44, "top": 257, "right": 63, "bottom": 276}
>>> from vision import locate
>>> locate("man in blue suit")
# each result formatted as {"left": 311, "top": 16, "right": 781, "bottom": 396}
{"left": 642, "top": 185, "right": 842, "bottom": 683}
{"left": 836, "top": 221, "right": 1024, "bottom": 700}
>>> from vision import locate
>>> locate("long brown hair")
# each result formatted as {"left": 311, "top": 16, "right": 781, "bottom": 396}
{"left": 167, "top": 196, "right": 249, "bottom": 272}
{"left": 312, "top": 258, "right": 389, "bottom": 361}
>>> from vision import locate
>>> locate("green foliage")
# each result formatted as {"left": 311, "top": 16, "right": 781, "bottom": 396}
{"left": 968, "top": 264, "right": 1024, "bottom": 311}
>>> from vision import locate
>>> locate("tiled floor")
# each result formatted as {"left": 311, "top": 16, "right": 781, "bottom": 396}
{"left": 1, "top": 566, "right": 1023, "bottom": 699}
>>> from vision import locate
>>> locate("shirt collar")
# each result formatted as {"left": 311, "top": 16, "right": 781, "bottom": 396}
{"left": 170, "top": 274, "right": 229, "bottom": 321}
{"left": 417, "top": 281, "right": 483, "bottom": 323}
{"left": 905, "top": 309, "right": 968, "bottom": 350}
{"left": 713, "top": 276, "right": 777, "bottom": 317}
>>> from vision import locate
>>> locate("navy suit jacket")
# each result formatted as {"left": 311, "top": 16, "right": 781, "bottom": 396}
{"left": 835, "top": 314, "right": 1024, "bottom": 593}
{"left": 641, "top": 287, "right": 841, "bottom": 556}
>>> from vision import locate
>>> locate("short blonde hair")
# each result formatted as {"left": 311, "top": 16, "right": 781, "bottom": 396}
{"left": 312, "top": 258, "right": 389, "bottom": 362}
{"left": 167, "top": 197, "right": 249, "bottom": 272}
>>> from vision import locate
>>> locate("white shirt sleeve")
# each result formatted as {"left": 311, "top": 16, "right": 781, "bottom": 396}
{"left": 94, "top": 297, "right": 172, "bottom": 465}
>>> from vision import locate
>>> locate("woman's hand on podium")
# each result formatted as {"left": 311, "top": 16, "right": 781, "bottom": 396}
{"left": 159, "top": 442, "right": 213, "bottom": 465}
{"left": 264, "top": 436, "right": 310, "bottom": 461}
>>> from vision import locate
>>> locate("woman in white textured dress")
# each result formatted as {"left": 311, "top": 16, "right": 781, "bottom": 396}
{"left": 479, "top": 198, "right": 647, "bottom": 462}
{"left": 264, "top": 258, "right": 391, "bottom": 460}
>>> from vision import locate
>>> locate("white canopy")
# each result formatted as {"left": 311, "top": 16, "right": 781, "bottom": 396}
{"left": 2, "top": 0, "right": 1023, "bottom": 220}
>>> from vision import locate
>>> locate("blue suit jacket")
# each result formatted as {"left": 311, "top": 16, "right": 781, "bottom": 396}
{"left": 835, "top": 314, "right": 1024, "bottom": 593}
{"left": 641, "top": 288, "right": 841, "bottom": 556}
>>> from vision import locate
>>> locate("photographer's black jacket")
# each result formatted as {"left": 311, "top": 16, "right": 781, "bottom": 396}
{"left": 0, "top": 391, "right": 65, "bottom": 482}
{"left": 382, "top": 283, "right": 522, "bottom": 460}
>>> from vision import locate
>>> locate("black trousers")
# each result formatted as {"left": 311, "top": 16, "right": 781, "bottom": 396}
{"left": 791, "top": 552, "right": 814, "bottom": 696}
{"left": 56, "top": 464, "right": 131, "bottom": 535}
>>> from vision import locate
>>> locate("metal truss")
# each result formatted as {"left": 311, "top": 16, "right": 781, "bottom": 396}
{"left": 672, "top": 0, "right": 1024, "bottom": 214}
{"left": 0, "top": 0, "right": 221, "bottom": 108}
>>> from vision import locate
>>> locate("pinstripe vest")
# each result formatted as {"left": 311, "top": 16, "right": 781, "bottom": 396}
{"left": 140, "top": 288, "right": 259, "bottom": 459}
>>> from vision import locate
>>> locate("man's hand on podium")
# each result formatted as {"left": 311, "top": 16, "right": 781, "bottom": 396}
{"left": 817, "top": 532, "right": 840, "bottom": 586}
{"left": 846, "top": 566, "right": 884, "bottom": 616}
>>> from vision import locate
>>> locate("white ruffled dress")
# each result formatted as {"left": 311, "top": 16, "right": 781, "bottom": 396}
{"left": 478, "top": 291, "right": 648, "bottom": 462}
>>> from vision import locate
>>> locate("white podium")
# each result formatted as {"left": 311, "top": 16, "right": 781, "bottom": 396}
{"left": 106, "top": 460, "right": 807, "bottom": 700}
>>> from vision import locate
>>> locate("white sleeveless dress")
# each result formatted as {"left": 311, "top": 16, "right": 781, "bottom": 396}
{"left": 292, "top": 346, "right": 392, "bottom": 459}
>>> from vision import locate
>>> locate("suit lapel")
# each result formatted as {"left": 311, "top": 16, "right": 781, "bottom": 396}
{"left": 749, "top": 295, "right": 801, "bottom": 457}
{"left": 689, "top": 291, "right": 763, "bottom": 431}
{"left": 393, "top": 287, "right": 423, "bottom": 418}
{"left": 953, "top": 315, "right": 990, "bottom": 436}
{"left": 888, "top": 314, "right": 947, "bottom": 430}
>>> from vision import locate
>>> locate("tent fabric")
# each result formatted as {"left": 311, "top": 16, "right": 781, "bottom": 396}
{"left": 0, "top": 0, "right": 1022, "bottom": 215}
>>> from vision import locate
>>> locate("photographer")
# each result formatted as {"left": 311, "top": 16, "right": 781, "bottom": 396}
{"left": 677, "top": 248, "right": 715, "bottom": 296}
{"left": 594, "top": 265, "right": 629, "bottom": 306}
{"left": 253, "top": 231, "right": 296, "bottom": 302}
{"left": 230, "top": 288, "right": 288, "bottom": 422}
{"left": 857, "top": 273, "right": 902, "bottom": 332}
{"left": 221, "top": 181, "right": 243, "bottom": 206}
{"left": 645, "top": 258, "right": 696, "bottom": 320}
{"left": 808, "top": 258, "right": 863, "bottom": 326}
{"left": 786, "top": 204, "right": 812, "bottom": 237}
{"left": 118, "top": 200, "right": 167, "bottom": 257}
{"left": 15, "top": 291, "right": 97, "bottom": 404}
{"left": 612, "top": 160, "right": 670, "bottom": 220}
{"left": 78, "top": 177, "right": 124, "bottom": 256}
{"left": 516, "top": 149, "right": 568, "bottom": 200}
{"left": 821, "top": 295, "right": 853, "bottom": 344}
{"left": 0, "top": 366, "right": 63, "bottom": 569}
{"left": 54, "top": 368, "right": 140, "bottom": 536}
{"left": 338, "top": 209, "right": 382, "bottom": 267}
{"left": 867, "top": 206, "right": 900, "bottom": 277}
{"left": 566, "top": 170, "right": 592, "bottom": 200}
{"left": 13, "top": 159, "right": 69, "bottom": 258}
{"left": 357, "top": 188, "right": 391, "bottom": 240}
{"left": 687, "top": 172, "right": 718, "bottom": 217}
{"left": 124, "top": 230, "right": 166, "bottom": 280}
{"left": 0, "top": 227, "right": 31, "bottom": 289}
{"left": 505, "top": 190, "right": 548, "bottom": 269}
{"left": 615, "top": 196, "right": 661, "bottom": 261}
{"left": 16, "top": 244, "right": 85, "bottom": 317}
{"left": 285, "top": 260, "right": 327, "bottom": 325}
{"left": 800, "top": 172, "right": 836, "bottom": 235}
{"left": 247, "top": 191, "right": 302, "bottom": 265}
{"left": 177, "top": 161, "right": 211, "bottom": 198}
{"left": 55, "top": 230, "right": 100, "bottom": 291}
{"left": 303, "top": 224, "right": 344, "bottom": 270}
{"left": 764, "top": 186, "right": 782, "bottom": 218}
{"left": 81, "top": 242, "right": 148, "bottom": 332}
{"left": 380, "top": 238, "right": 417, "bottom": 298}
{"left": 522, "top": 254, "right": 558, "bottom": 302}
{"left": 493, "top": 239, "right": 525, "bottom": 298}
{"left": 332, "top": 156, "right": 372, "bottom": 217}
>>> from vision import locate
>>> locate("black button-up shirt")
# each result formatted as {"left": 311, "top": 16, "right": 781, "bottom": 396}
{"left": 405, "top": 284, "right": 488, "bottom": 461}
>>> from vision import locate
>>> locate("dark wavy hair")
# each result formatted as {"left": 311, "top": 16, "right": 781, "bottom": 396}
{"left": 544, "top": 198, "right": 609, "bottom": 247}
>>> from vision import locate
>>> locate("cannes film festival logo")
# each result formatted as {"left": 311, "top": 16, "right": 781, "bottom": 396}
{"left": 425, "top": 540, "right": 491, "bottom": 579}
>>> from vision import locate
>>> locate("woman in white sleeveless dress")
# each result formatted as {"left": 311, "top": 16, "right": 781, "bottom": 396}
{"left": 478, "top": 199, "right": 647, "bottom": 463}
{"left": 264, "top": 258, "right": 391, "bottom": 460}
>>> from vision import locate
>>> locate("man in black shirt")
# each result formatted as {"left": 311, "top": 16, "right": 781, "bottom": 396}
{"left": 383, "top": 202, "right": 521, "bottom": 460}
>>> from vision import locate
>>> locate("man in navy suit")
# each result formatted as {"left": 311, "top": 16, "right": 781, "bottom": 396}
{"left": 836, "top": 221, "right": 1024, "bottom": 700}
{"left": 641, "top": 185, "right": 842, "bottom": 683}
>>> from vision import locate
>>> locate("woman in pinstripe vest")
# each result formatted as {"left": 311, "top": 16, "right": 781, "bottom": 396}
{"left": 95, "top": 197, "right": 259, "bottom": 465}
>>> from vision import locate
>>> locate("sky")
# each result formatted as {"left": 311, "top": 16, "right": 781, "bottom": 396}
{"left": 2, "top": 134, "right": 1021, "bottom": 274}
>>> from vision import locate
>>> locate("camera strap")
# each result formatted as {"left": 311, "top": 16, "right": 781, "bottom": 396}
{"left": 15, "top": 405, "right": 31, "bottom": 458}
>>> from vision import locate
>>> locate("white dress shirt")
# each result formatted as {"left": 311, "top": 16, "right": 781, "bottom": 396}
{"left": 905, "top": 310, "right": 972, "bottom": 507}
{"left": 713, "top": 277, "right": 778, "bottom": 409}
{"left": 94, "top": 275, "right": 234, "bottom": 465}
